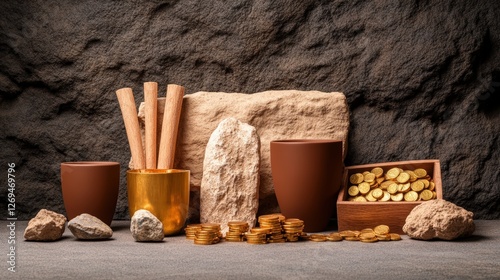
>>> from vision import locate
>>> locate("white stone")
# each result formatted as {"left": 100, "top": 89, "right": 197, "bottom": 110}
{"left": 130, "top": 209, "right": 164, "bottom": 242}
{"left": 200, "top": 117, "right": 260, "bottom": 233}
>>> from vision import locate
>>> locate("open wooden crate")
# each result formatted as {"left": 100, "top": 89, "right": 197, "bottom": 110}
{"left": 336, "top": 160, "right": 443, "bottom": 234}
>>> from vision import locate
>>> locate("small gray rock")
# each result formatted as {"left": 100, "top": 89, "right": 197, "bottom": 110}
{"left": 403, "top": 199, "right": 475, "bottom": 240}
{"left": 68, "top": 213, "right": 113, "bottom": 240}
{"left": 24, "top": 209, "right": 66, "bottom": 241}
{"left": 130, "top": 209, "right": 164, "bottom": 242}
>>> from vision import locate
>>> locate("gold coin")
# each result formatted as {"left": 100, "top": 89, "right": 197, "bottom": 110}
{"left": 360, "top": 228, "right": 374, "bottom": 234}
{"left": 365, "top": 190, "right": 377, "bottom": 202}
{"left": 309, "top": 234, "right": 328, "bottom": 242}
{"left": 344, "top": 236, "right": 360, "bottom": 241}
{"left": 258, "top": 214, "right": 280, "bottom": 223}
{"left": 432, "top": 191, "right": 437, "bottom": 199}
{"left": 327, "top": 233, "right": 343, "bottom": 241}
{"left": 386, "top": 168, "right": 400, "bottom": 179}
{"left": 404, "top": 191, "right": 419, "bottom": 201}
{"left": 410, "top": 181, "right": 424, "bottom": 192}
{"left": 429, "top": 181, "right": 435, "bottom": 191}
{"left": 376, "top": 177, "right": 385, "bottom": 185}
{"left": 373, "top": 225, "right": 390, "bottom": 235}
{"left": 353, "top": 196, "right": 367, "bottom": 202}
{"left": 405, "top": 170, "right": 418, "bottom": 182}
{"left": 348, "top": 186, "right": 360, "bottom": 197}
{"left": 390, "top": 233, "right": 402, "bottom": 241}
{"left": 250, "top": 227, "right": 272, "bottom": 234}
{"left": 399, "top": 183, "right": 411, "bottom": 193}
{"left": 390, "top": 193, "right": 403, "bottom": 201}
{"left": 420, "top": 189, "right": 434, "bottom": 201}
{"left": 379, "top": 191, "right": 391, "bottom": 202}
{"left": 350, "top": 173, "right": 364, "bottom": 184}
{"left": 358, "top": 182, "right": 371, "bottom": 194}
{"left": 376, "top": 234, "right": 391, "bottom": 241}
{"left": 387, "top": 183, "right": 398, "bottom": 194}
{"left": 360, "top": 237, "right": 378, "bottom": 243}
{"left": 194, "top": 239, "right": 214, "bottom": 245}
{"left": 283, "top": 218, "right": 303, "bottom": 224}
{"left": 371, "top": 188, "right": 383, "bottom": 199}
{"left": 359, "top": 232, "right": 376, "bottom": 240}
{"left": 396, "top": 172, "right": 410, "bottom": 183}
{"left": 414, "top": 168, "right": 427, "bottom": 178}
{"left": 380, "top": 180, "right": 393, "bottom": 190}
{"left": 371, "top": 167, "right": 384, "bottom": 178}
{"left": 363, "top": 173, "right": 376, "bottom": 183}
{"left": 419, "top": 179, "right": 430, "bottom": 188}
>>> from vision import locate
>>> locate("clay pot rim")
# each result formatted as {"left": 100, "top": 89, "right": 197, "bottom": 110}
{"left": 271, "top": 139, "right": 343, "bottom": 144}
{"left": 127, "top": 169, "right": 190, "bottom": 175}
{"left": 61, "top": 161, "right": 120, "bottom": 167}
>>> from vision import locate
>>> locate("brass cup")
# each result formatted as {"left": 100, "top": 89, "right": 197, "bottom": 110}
{"left": 127, "top": 169, "right": 190, "bottom": 235}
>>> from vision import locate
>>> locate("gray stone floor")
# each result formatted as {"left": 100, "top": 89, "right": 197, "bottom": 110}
{"left": 1, "top": 220, "right": 499, "bottom": 279}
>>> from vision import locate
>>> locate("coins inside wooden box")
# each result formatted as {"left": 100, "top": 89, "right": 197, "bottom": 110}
{"left": 347, "top": 166, "right": 437, "bottom": 202}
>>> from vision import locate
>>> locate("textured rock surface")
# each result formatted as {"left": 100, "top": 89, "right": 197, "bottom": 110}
{"left": 130, "top": 209, "right": 164, "bottom": 242}
{"left": 137, "top": 91, "right": 348, "bottom": 220}
{"left": 200, "top": 118, "right": 260, "bottom": 233}
{"left": 0, "top": 1, "right": 499, "bottom": 220}
{"left": 23, "top": 209, "right": 66, "bottom": 241}
{"left": 68, "top": 214, "right": 113, "bottom": 240}
{"left": 403, "top": 199, "right": 475, "bottom": 240}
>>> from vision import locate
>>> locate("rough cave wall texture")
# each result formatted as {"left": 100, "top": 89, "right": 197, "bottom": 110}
{"left": 0, "top": 1, "right": 499, "bottom": 221}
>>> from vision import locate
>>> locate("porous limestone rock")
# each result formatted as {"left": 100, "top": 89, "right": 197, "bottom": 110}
{"left": 200, "top": 117, "right": 260, "bottom": 233}
{"left": 68, "top": 213, "right": 113, "bottom": 240}
{"left": 403, "top": 199, "right": 475, "bottom": 240}
{"left": 130, "top": 209, "right": 164, "bottom": 242}
{"left": 137, "top": 90, "right": 349, "bottom": 219}
{"left": 23, "top": 209, "right": 66, "bottom": 241}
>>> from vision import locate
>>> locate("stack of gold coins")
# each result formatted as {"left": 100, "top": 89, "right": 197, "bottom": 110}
{"left": 245, "top": 232, "right": 268, "bottom": 244}
{"left": 225, "top": 221, "right": 249, "bottom": 242}
{"left": 282, "top": 218, "right": 305, "bottom": 242}
{"left": 193, "top": 223, "right": 222, "bottom": 245}
{"left": 348, "top": 167, "right": 437, "bottom": 202}
{"left": 184, "top": 224, "right": 202, "bottom": 240}
{"left": 258, "top": 214, "right": 286, "bottom": 243}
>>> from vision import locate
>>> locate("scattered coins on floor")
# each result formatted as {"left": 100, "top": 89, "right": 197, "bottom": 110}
{"left": 348, "top": 167, "right": 437, "bottom": 202}
{"left": 185, "top": 216, "right": 402, "bottom": 245}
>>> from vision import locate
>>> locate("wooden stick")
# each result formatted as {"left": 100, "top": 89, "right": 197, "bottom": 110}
{"left": 144, "top": 82, "right": 158, "bottom": 169}
{"left": 115, "top": 88, "right": 145, "bottom": 170}
{"left": 157, "top": 84, "right": 184, "bottom": 169}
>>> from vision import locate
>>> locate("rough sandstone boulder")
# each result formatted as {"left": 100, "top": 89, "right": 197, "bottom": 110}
{"left": 403, "top": 199, "right": 475, "bottom": 240}
{"left": 68, "top": 213, "right": 113, "bottom": 240}
{"left": 130, "top": 209, "right": 164, "bottom": 242}
{"left": 23, "top": 209, "right": 66, "bottom": 241}
{"left": 200, "top": 117, "right": 260, "bottom": 233}
{"left": 136, "top": 90, "right": 349, "bottom": 219}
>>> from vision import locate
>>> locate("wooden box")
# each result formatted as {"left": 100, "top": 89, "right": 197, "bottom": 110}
{"left": 336, "top": 160, "right": 443, "bottom": 234}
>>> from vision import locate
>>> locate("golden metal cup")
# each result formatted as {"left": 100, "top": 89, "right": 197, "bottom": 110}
{"left": 127, "top": 169, "right": 190, "bottom": 235}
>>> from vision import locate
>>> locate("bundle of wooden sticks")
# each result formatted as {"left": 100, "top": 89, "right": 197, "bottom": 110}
{"left": 115, "top": 82, "right": 184, "bottom": 170}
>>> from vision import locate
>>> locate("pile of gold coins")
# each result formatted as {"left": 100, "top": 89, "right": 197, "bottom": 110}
{"left": 184, "top": 216, "right": 402, "bottom": 245}
{"left": 347, "top": 167, "right": 437, "bottom": 202}
{"left": 306, "top": 225, "right": 402, "bottom": 243}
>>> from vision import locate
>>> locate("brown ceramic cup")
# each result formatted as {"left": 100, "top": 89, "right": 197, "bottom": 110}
{"left": 270, "top": 140, "right": 343, "bottom": 232}
{"left": 61, "top": 162, "right": 120, "bottom": 225}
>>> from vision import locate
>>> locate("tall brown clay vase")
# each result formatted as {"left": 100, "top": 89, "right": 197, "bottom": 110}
{"left": 270, "top": 140, "right": 343, "bottom": 232}
{"left": 61, "top": 162, "right": 120, "bottom": 226}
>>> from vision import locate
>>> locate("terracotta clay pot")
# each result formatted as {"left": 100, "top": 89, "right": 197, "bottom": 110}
{"left": 270, "top": 140, "right": 343, "bottom": 232}
{"left": 61, "top": 162, "right": 120, "bottom": 225}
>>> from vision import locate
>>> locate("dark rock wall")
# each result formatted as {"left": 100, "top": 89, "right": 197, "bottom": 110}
{"left": 1, "top": 1, "right": 499, "bottom": 220}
